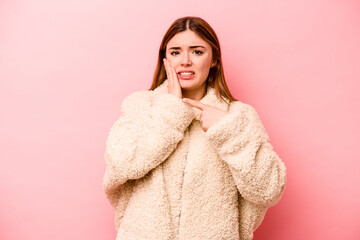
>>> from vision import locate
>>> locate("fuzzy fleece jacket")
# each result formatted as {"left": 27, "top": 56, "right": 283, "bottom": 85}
{"left": 103, "top": 79, "right": 287, "bottom": 240}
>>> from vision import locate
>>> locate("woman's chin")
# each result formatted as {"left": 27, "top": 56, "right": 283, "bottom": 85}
{"left": 179, "top": 79, "right": 195, "bottom": 87}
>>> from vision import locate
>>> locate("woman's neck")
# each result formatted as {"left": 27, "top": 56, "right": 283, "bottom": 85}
{"left": 181, "top": 85, "right": 207, "bottom": 101}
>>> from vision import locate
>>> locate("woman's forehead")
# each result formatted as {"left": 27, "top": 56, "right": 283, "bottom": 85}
{"left": 167, "top": 30, "right": 210, "bottom": 48}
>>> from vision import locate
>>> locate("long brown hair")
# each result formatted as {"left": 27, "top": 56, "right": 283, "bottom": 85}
{"left": 149, "top": 16, "right": 237, "bottom": 103}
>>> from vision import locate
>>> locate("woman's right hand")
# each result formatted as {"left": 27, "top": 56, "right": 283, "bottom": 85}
{"left": 163, "top": 58, "right": 182, "bottom": 99}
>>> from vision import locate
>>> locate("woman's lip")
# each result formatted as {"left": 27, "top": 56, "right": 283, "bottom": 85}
{"left": 177, "top": 73, "right": 196, "bottom": 79}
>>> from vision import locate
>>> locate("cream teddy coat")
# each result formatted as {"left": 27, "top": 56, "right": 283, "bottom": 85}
{"left": 103, "top": 79, "right": 287, "bottom": 240}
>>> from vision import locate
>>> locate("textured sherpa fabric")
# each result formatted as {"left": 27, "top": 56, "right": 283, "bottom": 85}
{"left": 103, "top": 79, "right": 287, "bottom": 240}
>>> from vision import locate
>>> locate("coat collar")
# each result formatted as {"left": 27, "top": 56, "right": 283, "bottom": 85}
{"left": 153, "top": 79, "right": 230, "bottom": 121}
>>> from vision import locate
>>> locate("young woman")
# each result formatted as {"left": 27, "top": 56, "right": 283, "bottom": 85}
{"left": 103, "top": 16, "right": 287, "bottom": 240}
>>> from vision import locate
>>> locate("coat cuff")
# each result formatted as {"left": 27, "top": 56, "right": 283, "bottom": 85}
{"left": 205, "top": 110, "right": 254, "bottom": 156}
{"left": 151, "top": 92, "right": 195, "bottom": 132}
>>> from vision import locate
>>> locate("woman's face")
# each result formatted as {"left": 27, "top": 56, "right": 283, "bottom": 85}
{"left": 165, "top": 30, "right": 215, "bottom": 93}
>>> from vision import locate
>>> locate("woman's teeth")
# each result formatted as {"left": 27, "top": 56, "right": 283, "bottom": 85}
{"left": 179, "top": 72, "right": 194, "bottom": 75}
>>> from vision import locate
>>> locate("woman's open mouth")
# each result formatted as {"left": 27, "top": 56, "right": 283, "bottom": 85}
{"left": 177, "top": 71, "right": 195, "bottom": 80}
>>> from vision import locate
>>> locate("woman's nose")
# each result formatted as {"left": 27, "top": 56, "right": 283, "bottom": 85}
{"left": 181, "top": 52, "right": 192, "bottom": 65}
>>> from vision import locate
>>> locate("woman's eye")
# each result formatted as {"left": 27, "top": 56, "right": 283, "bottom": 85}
{"left": 170, "top": 50, "right": 203, "bottom": 56}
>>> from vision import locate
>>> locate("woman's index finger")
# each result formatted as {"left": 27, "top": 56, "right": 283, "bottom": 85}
{"left": 182, "top": 98, "right": 206, "bottom": 110}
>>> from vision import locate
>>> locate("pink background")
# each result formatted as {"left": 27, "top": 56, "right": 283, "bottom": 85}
{"left": 1, "top": 0, "right": 359, "bottom": 239}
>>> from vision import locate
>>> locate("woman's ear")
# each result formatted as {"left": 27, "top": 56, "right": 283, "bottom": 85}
{"left": 211, "top": 60, "right": 217, "bottom": 68}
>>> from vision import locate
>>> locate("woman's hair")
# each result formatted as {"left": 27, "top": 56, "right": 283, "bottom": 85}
{"left": 149, "top": 16, "right": 237, "bottom": 103}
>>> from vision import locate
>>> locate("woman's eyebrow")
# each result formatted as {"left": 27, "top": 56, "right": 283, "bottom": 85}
{"left": 168, "top": 45, "right": 206, "bottom": 50}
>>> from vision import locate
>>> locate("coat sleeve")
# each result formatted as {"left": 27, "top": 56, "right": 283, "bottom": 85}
{"left": 204, "top": 101, "right": 287, "bottom": 208}
{"left": 103, "top": 90, "right": 194, "bottom": 208}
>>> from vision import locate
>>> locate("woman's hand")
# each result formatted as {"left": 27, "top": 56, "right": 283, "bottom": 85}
{"left": 182, "top": 98, "right": 230, "bottom": 132}
{"left": 163, "top": 58, "right": 182, "bottom": 99}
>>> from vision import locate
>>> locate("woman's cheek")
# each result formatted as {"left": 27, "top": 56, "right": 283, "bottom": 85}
{"left": 169, "top": 60, "right": 177, "bottom": 69}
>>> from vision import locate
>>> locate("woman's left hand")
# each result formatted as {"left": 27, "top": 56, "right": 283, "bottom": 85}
{"left": 182, "top": 98, "right": 230, "bottom": 132}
